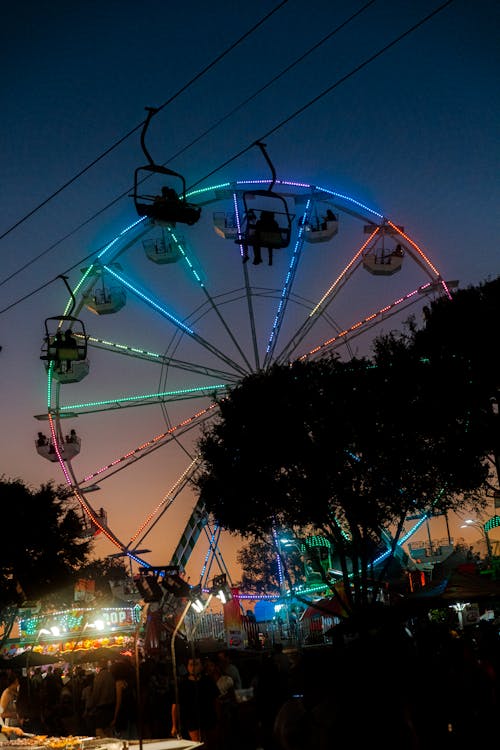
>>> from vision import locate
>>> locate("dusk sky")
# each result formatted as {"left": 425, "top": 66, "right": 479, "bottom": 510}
{"left": 1, "top": 0, "right": 499, "bottom": 582}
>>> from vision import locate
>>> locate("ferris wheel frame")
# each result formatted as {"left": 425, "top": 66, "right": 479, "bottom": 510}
{"left": 35, "top": 176, "right": 454, "bottom": 584}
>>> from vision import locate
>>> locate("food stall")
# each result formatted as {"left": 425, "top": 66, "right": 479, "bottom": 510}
{"left": 1, "top": 729, "right": 201, "bottom": 750}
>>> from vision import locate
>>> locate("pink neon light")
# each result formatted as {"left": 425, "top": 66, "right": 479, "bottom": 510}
{"left": 82, "top": 402, "right": 218, "bottom": 483}
{"left": 310, "top": 228, "right": 380, "bottom": 316}
{"left": 300, "top": 281, "right": 434, "bottom": 360}
{"left": 386, "top": 221, "right": 451, "bottom": 300}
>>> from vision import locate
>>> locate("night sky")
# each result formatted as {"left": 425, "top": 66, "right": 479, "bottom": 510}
{"left": 1, "top": 0, "right": 499, "bottom": 578}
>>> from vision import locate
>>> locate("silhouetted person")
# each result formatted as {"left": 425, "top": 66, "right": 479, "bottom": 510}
{"left": 253, "top": 211, "right": 280, "bottom": 266}
{"left": 322, "top": 209, "right": 337, "bottom": 229}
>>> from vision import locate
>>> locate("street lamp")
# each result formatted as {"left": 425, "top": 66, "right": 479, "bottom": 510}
{"left": 460, "top": 519, "right": 493, "bottom": 559}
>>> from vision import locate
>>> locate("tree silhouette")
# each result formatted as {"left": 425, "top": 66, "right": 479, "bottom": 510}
{"left": 196, "top": 286, "right": 493, "bottom": 621}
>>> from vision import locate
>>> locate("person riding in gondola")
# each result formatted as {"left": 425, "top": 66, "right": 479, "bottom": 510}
{"left": 155, "top": 185, "right": 178, "bottom": 205}
{"left": 252, "top": 210, "right": 280, "bottom": 266}
{"left": 322, "top": 209, "right": 337, "bottom": 230}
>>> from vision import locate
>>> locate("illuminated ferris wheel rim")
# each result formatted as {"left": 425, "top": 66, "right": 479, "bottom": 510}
{"left": 40, "top": 175, "right": 450, "bottom": 569}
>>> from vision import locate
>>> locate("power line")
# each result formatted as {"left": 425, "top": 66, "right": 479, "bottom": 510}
{"left": 190, "top": 0, "right": 455, "bottom": 189}
{"left": 0, "top": 0, "right": 289, "bottom": 246}
{"left": 0, "top": 0, "right": 376, "bottom": 291}
{"left": 0, "top": 0, "right": 455, "bottom": 317}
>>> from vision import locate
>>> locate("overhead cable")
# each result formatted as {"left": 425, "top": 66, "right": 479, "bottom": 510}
{"left": 0, "top": 0, "right": 455, "bottom": 317}
{"left": 0, "top": 0, "right": 289, "bottom": 245}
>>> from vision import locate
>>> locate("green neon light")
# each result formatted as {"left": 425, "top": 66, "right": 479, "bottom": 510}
{"left": 484, "top": 516, "right": 500, "bottom": 532}
{"left": 186, "top": 182, "right": 230, "bottom": 198}
{"left": 87, "top": 335, "right": 161, "bottom": 358}
{"left": 60, "top": 383, "right": 226, "bottom": 410}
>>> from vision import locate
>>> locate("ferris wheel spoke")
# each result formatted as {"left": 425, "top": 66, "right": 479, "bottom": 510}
{"left": 164, "top": 222, "right": 255, "bottom": 374}
{"left": 300, "top": 280, "right": 443, "bottom": 361}
{"left": 57, "top": 383, "right": 229, "bottom": 417}
{"left": 242, "top": 258, "right": 261, "bottom": 370}
{"left": 275, "top": 230, "right": 378, "bottom": 363}
{"left": 128, "top": 456, "right": 201, "bottom": 549}
{"left": 262, "top": 200, "right": 311, "bottom": 369}
{"left": 84, "top": 334, "right": 240, "bottom": 382}
{"left": 103, "top": 265, "right": 248, "bottom": 376}
{"left": 76, "top": 402, "right": 218, "bottom": 486}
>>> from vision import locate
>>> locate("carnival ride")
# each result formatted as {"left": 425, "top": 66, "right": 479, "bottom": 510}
{"left": 34, "top": 132, "right": 456, "bottom": 605}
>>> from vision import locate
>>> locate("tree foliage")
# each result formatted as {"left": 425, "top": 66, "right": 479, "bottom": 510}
{"left": 0, "top": 478, "right": 93, "bottom": 610}
{"left": 196, "top": 279, "right": 497, "bottom": 617}
{"left": 236, "top": 537, "right": 304, "bottom": 594}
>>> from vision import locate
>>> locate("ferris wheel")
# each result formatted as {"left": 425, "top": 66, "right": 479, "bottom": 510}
{"left": 35, "top": 165, "right": 454, "bottom": 588}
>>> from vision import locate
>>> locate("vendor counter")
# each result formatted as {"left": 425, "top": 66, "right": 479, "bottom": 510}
{"left": 0, "top": 735, "right": 200, "bottom": 750}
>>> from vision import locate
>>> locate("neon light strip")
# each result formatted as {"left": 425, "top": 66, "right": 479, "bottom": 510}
{"left": 165, "top": 227, "right": 205, "bottom": 288}
{"left": 301, "top": 282, "right": 432, "bottom": 359}
{"left": 187, "top": 182, "right": 231, "bottom": 198}
{"left": 187, "top": 179, "right": 384, "bottom": 223}
{"left": 104, "top": 266, "right": 194, "bottom": 334}
{"left": 63, "top": 218, "right": 147, "bottom": 315}
{"left": 386, "top": 221, "right": 452, "bottom": 300}
{"left": 309, "top": 228, "right": 380, "bottom": 317}
{"left": 313, "top": 186, "right": 384, "bottom": 219}
{"left": 233, "top": 192, "right": 244, "bottom": 260}
{"left": 265, "top": 199, "right": 310, "bottom": 358}
{"left": 84, "top": 334, "right": 161, "bottom": 359}
{"left": 81, "top": 402, "right": 219, "bottom": 482}
{"left": 47, "top": 371, "right": 128, "bottom": 551}
{"left": 60, "top": 383, "right": 226, "bottom": 411}
{"left": 273, "top": 527, "right": 285, "bottom": 588}
{"left": 200, "top": 524, "right": 219, "bottom": 582}
{"left": 128, "top": 457, "right": 199, "bottom": 545}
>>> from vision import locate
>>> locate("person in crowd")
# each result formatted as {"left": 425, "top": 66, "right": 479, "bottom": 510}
{"left": 204, "top": 657, "right": 236, "bottom": 750}
{"left": 79, "top": 672, "right": 95, "bottom": 737}
{"left": 41, "top": 667, "right": 63, "bottom": 735}
{"left": 171, "top": 655, "right": 219, "bottom": 748}
{"left": 0, "top": 673, "right": 20, "bottom": 727}
{"left": 217, "top": 650, "right": 242, "bottom": 691}
{"left": 90, "top": 659, "right": 116, "bottom": 738}
{"left": 109, "top": 660, "right": 137, "bottom": 740}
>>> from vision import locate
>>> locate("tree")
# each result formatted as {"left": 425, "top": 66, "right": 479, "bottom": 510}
{"left": 236, "top": 537, "right": 304, "bottom": 595}
{"left": 196, "top": 341, "right": 489, "bottom": 622}
{"left": 412, "top": 276, "right": 500, "bottom": 494}
{"left": 0, "top": 477, "right": 93, "bottom": 642}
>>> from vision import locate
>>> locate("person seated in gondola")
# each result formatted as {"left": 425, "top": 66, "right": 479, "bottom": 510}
{"left": 155, "top": 185, "right": 178, "bottom": 204}
{"left": 64, "top": 329, "right": 77, "bottom": 349}
{"left": 61, "top": 329, "right": 78, "bottom": 372}
{"left": 242, "top": 210, "right": 257, "bottom": 263}
{"left": 252, "top": 210, "right": 280, "bottom": 266}
{"left": 36, "top": 432, "right": 48, "bottom": 447}
{"left": 392, "top": 243, "right": 404, "bottom": 257}
{"left": 151, "top": 185, "right": 180, "bottom": 224}
{"left": 321, "top": 209, "right": 337, "bottom": 230}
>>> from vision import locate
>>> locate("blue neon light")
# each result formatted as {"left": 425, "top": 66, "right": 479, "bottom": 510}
{"left": 104, "top": 266, "right": 194, "bottom": 334}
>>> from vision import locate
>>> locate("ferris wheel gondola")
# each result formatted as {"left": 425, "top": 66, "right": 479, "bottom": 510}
{"left": 236, "top": 143, "right": 294, "bottom": 263}
{"left": 132, "top": 107, "right": 201, "bottom": 227}
{"left": 40, "top": 276, "right": 89, "bottom": 383}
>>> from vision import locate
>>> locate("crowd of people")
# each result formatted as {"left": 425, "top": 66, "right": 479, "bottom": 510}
{"left": 1, "top": 621, "right": 499, "bottom": 749}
